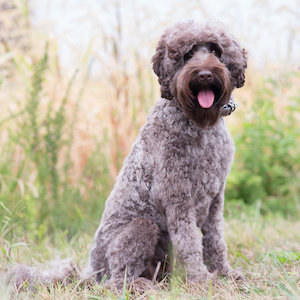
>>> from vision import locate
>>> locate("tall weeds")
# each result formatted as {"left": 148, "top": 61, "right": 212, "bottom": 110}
{"left": 0, "top": 1, "right": 299, "bottom": 243}
{"left": 0, "top": 47, "right": 113, "bottom": 239}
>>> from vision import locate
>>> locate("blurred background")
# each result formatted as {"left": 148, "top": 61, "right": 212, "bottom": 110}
{"left": 0, "top": 0, "right": 299, "bottom": 239}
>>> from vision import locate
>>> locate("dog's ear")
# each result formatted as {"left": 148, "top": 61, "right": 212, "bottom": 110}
{"left": 227, "top": 42, "right": 248, "bottom": 89}
{"left": 152, "top": 39, "right": 173, "bottom": 100}
{"left": 152, "top": 41, "right": 165, "bottom": 78}
{"left": 235, "top": 48, "right": 247, "bottom": 88}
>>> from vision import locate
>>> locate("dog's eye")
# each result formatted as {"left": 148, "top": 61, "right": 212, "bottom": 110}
{"left": 211, "top": 47, "right": 222, "bottom": 58}
{"left": 183, "top": 45, "right": 198, "bottom": 62}
{"left": 183, "top": 51, "right": 194, "bottom": 62}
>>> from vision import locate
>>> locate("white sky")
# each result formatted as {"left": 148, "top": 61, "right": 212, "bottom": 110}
{"left": 31, "top": 0, "right": 300, "bottom": 71}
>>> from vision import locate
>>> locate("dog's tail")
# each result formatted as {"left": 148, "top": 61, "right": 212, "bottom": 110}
{"left": 5, "top": 258, "right": 94, "bottom": 291}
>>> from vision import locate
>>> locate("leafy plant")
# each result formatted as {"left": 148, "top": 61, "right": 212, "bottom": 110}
{"left": 226, "top": 73, "right": 300, "bottom": 215}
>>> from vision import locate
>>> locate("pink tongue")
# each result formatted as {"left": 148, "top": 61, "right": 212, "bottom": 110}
{"left": 197, "top": 90, "right": 215, "bottom": 108}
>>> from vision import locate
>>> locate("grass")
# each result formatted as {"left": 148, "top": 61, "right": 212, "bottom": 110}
{"left": 0, "top": 2, "right": 300, "bottom": 299}
{"left": 1, "top": 213, "right": 300, "bottom": 299}
{"left": 0, "top": 1, "right": 299, "bottom": 237}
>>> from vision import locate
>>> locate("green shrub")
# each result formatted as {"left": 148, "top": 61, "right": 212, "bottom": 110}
{"left": 226, "top": 73, "right": 300, "bottom": 216}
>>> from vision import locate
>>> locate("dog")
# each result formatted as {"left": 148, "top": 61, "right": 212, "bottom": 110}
{"left": 6, "top": 21, "right": 247, "bottom": 291}
{"left": 87, "top": 21, "right": 247, "bottom": 288}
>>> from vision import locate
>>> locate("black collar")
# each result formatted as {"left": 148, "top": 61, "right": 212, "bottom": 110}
{"left": 219, "top": 96, "right": 237, "bottom": 117}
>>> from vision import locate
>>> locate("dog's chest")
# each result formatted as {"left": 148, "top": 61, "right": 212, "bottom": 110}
{"left": 187, "top": 124, "right": 234, "bottom": 222}
{"left": 193, "top": 128, "right": 233, "bottom": 191}
{"left": 149, "top": 119, "right": 234, "bottom": 229}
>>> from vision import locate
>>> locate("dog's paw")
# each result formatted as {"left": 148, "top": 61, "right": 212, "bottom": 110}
{"left": 130, "top": 277, "right": 155, "bottom": 294}
{"left": 219, "top": 266, "right": 244, "bottom": 281}
{"left": 227, "top": 268, "right": 244, "bottom": 281}
{"left": 187, "top": 269, "right": 214, "bottom": 284}
{"left": 104, "top": 277, "right": 156, "bottom": 294}
{"left": 186, "top": 270, "right": 222, "bottom": 289}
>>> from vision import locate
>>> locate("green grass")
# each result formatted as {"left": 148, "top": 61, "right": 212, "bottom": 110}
{"left": 1, "top": 7, "right": 300, "bottom": 299}
{"left": 226, "top": 72, "right": 300, "bottom": 216}
{"left": 1, "top": 213, "right": 300, "bottom": 299}
{"left": 1, "top": 12, "right": 300, "bottom": 239}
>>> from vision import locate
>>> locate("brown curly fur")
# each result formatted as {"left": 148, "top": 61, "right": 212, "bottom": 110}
{"left": 5, "top": 21, "right": 247, "bottom": 292}
{"left": 152, "top": 21, "right": 247, "bottom": 127}
{"left": 153, "top": 22, "right": 247, "bottom": 97}
{"left": 175, "top": 54, "right": 231, "bottom": 127}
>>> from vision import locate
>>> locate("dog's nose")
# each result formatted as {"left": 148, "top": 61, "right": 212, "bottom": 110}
{"left": 198, "top": 70, "right": 213, "bottom": 83}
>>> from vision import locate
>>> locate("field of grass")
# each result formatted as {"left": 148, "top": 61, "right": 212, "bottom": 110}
{"left": 0, "top": 63, "right": 299, "bottom": 298}
{"left": 1, "top": 213, "right": 300, "bottom": 299}
{"left": 0, "top": 1, "right": 300, "bottom": 299}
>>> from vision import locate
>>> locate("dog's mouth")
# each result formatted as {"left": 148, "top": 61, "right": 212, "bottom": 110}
{"left": 197, "top": 89, "right": 215, "bottom": 108}
{"left": 175, "top": 60, "right": 233, "bottom": 127}
{"left": 190, "top": 83, "right": 223, "bottom": 109}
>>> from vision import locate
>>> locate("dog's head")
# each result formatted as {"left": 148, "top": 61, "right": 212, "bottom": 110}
{"left": 152, "top": 21, "right": 247, "bottom": 127}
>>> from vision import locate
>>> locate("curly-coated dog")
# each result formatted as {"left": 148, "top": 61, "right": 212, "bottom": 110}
{"left": 7, "top": 21, "right": 247, "bottom": 291}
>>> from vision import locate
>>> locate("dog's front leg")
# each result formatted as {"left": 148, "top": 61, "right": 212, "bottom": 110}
{"left": 201, "top": 186, "right": 244, "bottom": 280}
{"left": 165, "top": 200, "right": 212, "bottom": 282}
